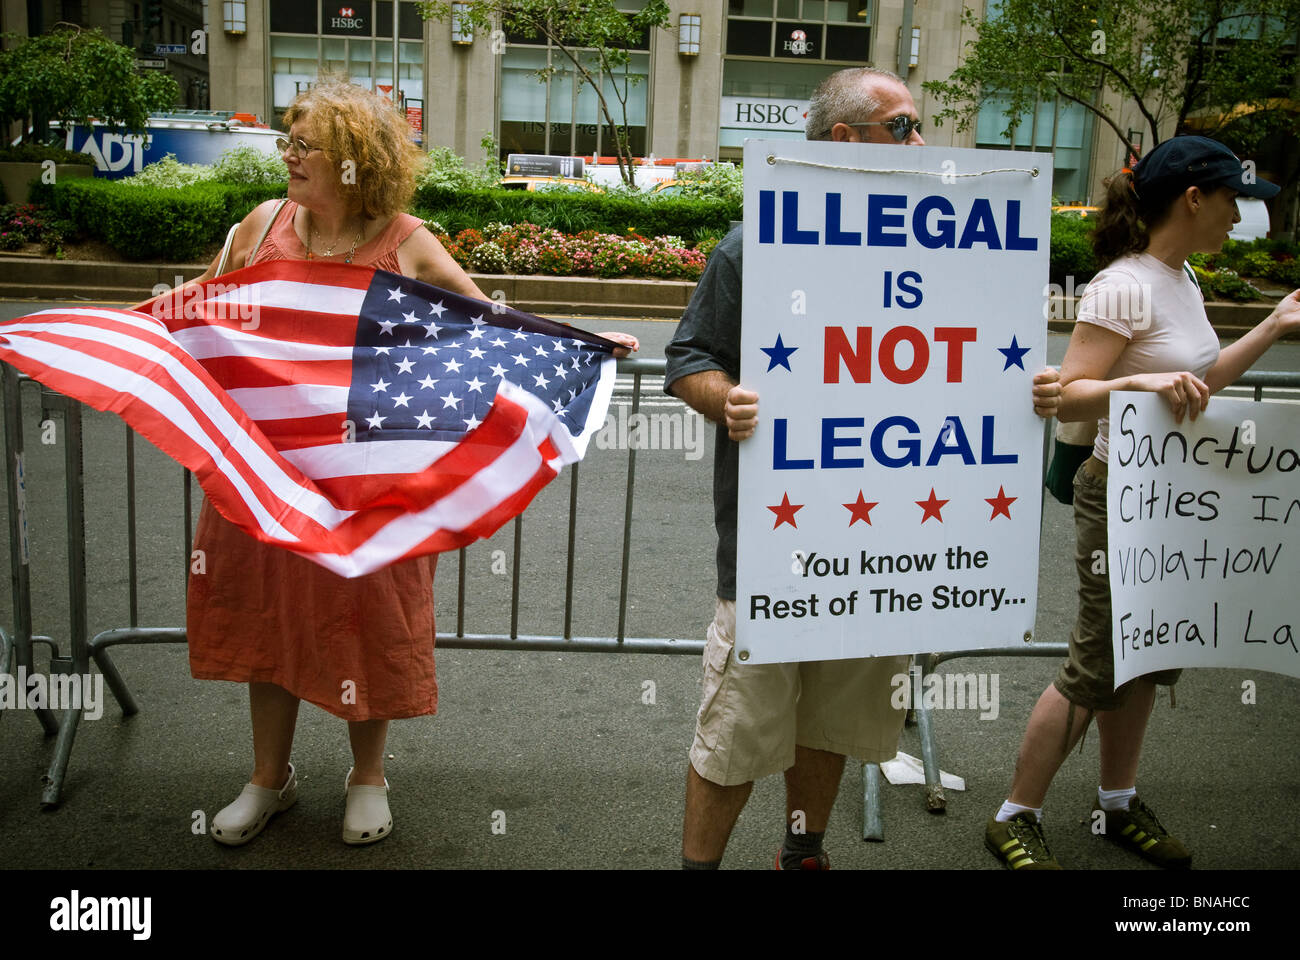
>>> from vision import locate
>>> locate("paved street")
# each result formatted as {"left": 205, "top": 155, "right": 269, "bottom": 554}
{"left": 1, "top": 302, "right": 1298, "bottom": 873}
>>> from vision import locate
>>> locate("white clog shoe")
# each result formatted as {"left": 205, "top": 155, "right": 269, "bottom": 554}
{"left": 211, "top": 762, "right": 298, "bottom": 846}
{"left": 343, "top": 767, "right": 392, "bottom": 845}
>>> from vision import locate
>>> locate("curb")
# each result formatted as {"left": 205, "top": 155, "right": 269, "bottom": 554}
{"left": 1, "top": 255, "right": 1294, "bottom": 336}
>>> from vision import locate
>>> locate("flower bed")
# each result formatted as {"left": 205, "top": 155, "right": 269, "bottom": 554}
{"left": 431, "top": 221, "right": 710, "bottom": 282}
{"left": 0, "top": 202, "right": 76, "bottom": 255}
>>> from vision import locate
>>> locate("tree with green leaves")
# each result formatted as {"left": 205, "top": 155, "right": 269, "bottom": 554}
{"left": 923, "top": 0, "right": 1299, "bottom": 159}
{"left": 0, "top": 24, "right": 179, "bottom": 146}
{"left": 417, "top": 0, "right": 672, "bottom": 186}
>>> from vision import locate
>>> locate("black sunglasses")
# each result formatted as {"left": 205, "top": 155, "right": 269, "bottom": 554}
{"left": 837, "top": 115, "right": 924, "bottom": 142}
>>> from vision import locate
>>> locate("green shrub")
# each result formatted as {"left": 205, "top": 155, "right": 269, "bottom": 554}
{"left": 1049, "top": 213, "right": 1097, "bottom": 287}
{"left": 0, "top": 143, "right": 96, "bottom": 165}
{"left": 119, "top": 152, "right": 213, "bottom": 188}
{"left": 47, "top": 178, "right": 284, "bottom": 260}
{"left": 1189, "top": 264, "right": 1263, "bottom": 302}
{"left": 416, "top": 145, "right": 500, "bottom": 191}
{"left": 674, "top": 163, "right": 744, "bottom": 205}
{"left": 41, "top": 217, "right": 77, "bottom": 253}
{"left": 412, "top": 185, "right": 739, "bottom": 244}
{"left": 210, "top": 145, "right": 288, "bottom": 186}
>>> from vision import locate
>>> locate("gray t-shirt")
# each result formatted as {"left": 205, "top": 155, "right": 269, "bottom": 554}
{"left": 664, "top": 225, "right": 743, "bottom": 600}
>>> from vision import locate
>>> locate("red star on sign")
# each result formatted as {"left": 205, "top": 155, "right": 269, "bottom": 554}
{"left": 985, "top": 485, "right": 1017, "bottom": 520}
{"left": 915, "top": 488, "right": 949, "bottom": 523}
{"left": 767, "top": 493, "right": 803, "bottom": 529}
{"left": 843, "top": 491, "right": 879, "bottom": 526}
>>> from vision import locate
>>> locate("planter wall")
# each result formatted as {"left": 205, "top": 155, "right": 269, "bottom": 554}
{"left": 0, "top": 163, "right": 93, "bottom": 204}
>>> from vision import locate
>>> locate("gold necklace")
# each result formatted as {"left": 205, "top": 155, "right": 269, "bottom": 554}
{"left": 306, "top": 211, "right": 364, "bottom": 263}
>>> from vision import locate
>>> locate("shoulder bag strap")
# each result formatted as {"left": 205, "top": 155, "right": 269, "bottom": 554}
{"left": 216, "top": 199, "right": 288, "bottom": 277}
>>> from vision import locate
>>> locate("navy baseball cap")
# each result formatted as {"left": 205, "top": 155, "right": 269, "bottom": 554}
{"left": 1133, "top": 135, "right": 1279, "bottom": 200}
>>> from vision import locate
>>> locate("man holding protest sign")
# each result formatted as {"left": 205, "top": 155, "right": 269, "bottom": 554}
{"left": 986, "top": 136, "right": 1300, "bottom": 871}
{"left": 667, "top": 66, "right": 1061, "bottom": 870}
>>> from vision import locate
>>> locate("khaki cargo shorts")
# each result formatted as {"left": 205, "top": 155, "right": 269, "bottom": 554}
{"left": 1054, "top": 457, "right": 1180, "bottom": 711}
{"left": 689, "top": 598, "right": 909, "bottom": 786}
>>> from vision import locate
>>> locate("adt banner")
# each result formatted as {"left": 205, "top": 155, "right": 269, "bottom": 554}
{"left": 1108, "top": 393, "right": 1300, "bottom": 686}
{"left": 736, "top": 140, "right": 1052, "bottom": 663}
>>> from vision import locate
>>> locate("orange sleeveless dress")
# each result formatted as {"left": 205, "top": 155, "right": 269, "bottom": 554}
{"left": 186, "top": 201, "right": 438, "bottom": 721}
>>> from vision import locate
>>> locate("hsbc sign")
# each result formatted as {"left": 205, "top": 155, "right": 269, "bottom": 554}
{"left": 323, "top": 1, "right": 367, "bottom": 33}
{"left": 332, "top": 7, "right": 364, "bottom": 28}
{"left": 720, "top": 96, "right": 809, "bottom": 133}
{"left": 783, "top": 29, "right": 813, "bottom": 55}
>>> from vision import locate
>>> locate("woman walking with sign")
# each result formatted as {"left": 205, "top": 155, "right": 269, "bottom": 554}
{"left": 985, "top": 135, "right": 1300, "bottom": 869}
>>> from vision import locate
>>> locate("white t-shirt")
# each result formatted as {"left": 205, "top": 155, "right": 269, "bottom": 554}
{"left": 1076, "top": 252, "right": 1220, "bottom": 461}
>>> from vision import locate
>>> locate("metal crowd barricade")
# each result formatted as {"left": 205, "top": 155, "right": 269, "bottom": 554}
{"left": 5, "top": 358, "right": 1298, "bottom": 839}
{"left": 1, "top": 357, "right": 706, "bottom": 812}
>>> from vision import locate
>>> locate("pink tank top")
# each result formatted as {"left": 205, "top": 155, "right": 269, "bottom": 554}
{"left": 247, "top": 200, "right": 423, "bottom": 273}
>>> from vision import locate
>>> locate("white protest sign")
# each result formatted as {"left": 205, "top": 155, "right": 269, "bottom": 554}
{"left": 1109, "top": 393, "right": 1300, "bottom": 685}
{"left": 736, "top": 140, "right": 1051, "bottom": 664}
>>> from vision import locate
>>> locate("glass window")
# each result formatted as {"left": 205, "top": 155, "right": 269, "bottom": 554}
{"left": 500, "top": 46, "right": 647, "bottom": 157}
{"left": 726, "top": 19, "right": 772, "bottom": 56}
{"left": 349, "top": 40, "right": 373, "bottom": 86}
{"left": 501, "top": 48, "right": 551, "bottom": 124}
{"left": 976, "top": 95, "right": 1091, "bottom": 202}
{"left": 829, "top": 0, "right": 870, "bottom": 23}
{"left": 774, "top": 22, "right": 821, "bottom": 59}
{"left": 600, "top": 53, "right": 649, "bottom": 127}
{"left": 322, "top": 37, "right": 347, "bottom": 77}
{"left": 723, "top": 59, "right": 836, "bottom": 99}
{"left": 375, "top": 2, "right": 426, "bottom": 40}
{"left": 271, "top": 35, "right": 322, "bottom": 111}
{"left": 729, "top": 0, "right": 775, "bottom": 15}
{"left": 728, "top": 3, "right": 871, "bottom": 61}
{"left": 550, "top": 62, "right": 575, "bottom": 127}
{"left": 271, "top": 0, "right": 318, "bottom": 33}
{"left": 824, "top": 25, "right": 867, "bottom": 61}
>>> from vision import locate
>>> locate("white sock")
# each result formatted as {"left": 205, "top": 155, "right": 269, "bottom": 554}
{"left": 996, "top": 800, "right": 1043, "bottom": 823}
{"left": 1098, "top": 786, "right": 1136, "bottom": 811}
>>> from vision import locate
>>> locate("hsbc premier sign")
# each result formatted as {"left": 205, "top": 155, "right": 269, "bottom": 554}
{"left": 720, "top": 96, "right": 809, "bottom": 134}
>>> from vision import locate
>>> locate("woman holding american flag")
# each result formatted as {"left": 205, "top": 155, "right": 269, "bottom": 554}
{"left": 133, "top": 80, "right": 637, "bottom": 848}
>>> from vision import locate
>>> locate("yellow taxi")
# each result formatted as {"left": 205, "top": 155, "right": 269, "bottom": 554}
{"left": 498, "top": 176, "right": 604, "bottom": 194}
{"left": 1052, "top": 204, "right": 1100, "bottom": 219}
{"left": 649, "top": 179, "right": 687, "bottom": 197}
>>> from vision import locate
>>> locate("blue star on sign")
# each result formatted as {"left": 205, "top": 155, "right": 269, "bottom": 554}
{"left": 761, "top": 334, "right": 798, "bottom": 372}
{"left": 998, "top": 335, "right": 1030, "bottom": 371}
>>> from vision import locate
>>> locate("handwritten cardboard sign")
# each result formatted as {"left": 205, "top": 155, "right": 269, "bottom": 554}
{"left": 1109, "top": 393, "right": 1299, "bottom": 685}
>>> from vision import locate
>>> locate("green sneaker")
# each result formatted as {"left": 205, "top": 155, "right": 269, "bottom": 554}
{"left": 1094, "top": 796, "right": 1191, "bottom": 869}
{"left": 985, "top": 812, "right": 1062, "bottom": 870}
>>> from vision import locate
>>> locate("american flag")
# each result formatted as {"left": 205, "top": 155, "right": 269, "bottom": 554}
{"left": 0, "top": 260, "right": 617, "bottom": 577}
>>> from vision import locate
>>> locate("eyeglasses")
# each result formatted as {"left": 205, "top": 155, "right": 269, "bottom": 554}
{"left": 275, "top": 136, "right": 321, "bottom": 158}
{"left": 839, "top": 115, "right": 924, "bottom": 142}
